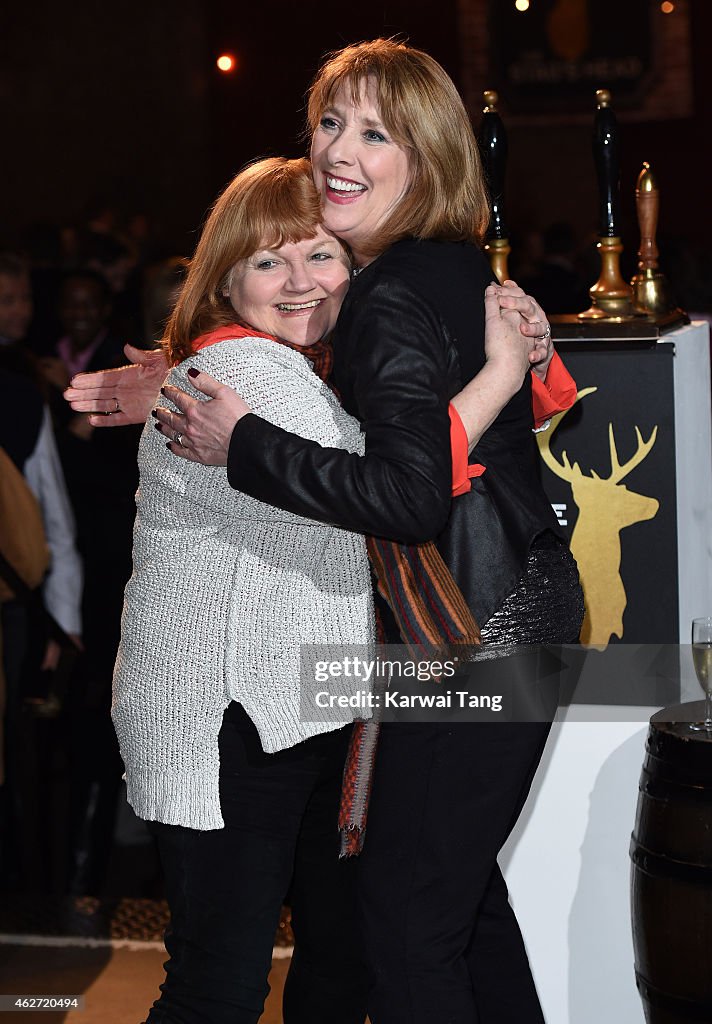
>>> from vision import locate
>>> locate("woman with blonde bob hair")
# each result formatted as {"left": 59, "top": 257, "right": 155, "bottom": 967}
{"left": 147, "top": 39, "right": 581, "bottom": 1023}
{"left": 305, "top": 39, "right": 491, "bottom": 262}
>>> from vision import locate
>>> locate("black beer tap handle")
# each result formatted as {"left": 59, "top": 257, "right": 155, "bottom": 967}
{"left": 593, "top": 89, "right": 621, "bottom": 238}
{"left": 479, "top": 91, "right": 508, "bottom": 241}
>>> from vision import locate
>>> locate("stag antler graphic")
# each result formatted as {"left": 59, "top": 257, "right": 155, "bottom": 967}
{"left": 537, "top": 389, "right": 659, "bottom": 647}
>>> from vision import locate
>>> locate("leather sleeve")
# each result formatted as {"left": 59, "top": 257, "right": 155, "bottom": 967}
{"left": 227, "top": 276, "right": 453, "bottom": 544}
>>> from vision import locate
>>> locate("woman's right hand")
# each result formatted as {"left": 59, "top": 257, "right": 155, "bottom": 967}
{"left": 63, "top": 344, "right": 169, "bottom": 426}
{"left": 450, "top": 285, "right": 537, "bottom": 453}
{"left": 483, "top": 282, "right": 537, "bottom": 389}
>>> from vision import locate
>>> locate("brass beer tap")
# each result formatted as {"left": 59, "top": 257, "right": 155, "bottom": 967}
{"left": 579, "top": 89, "right": 635, "bottom": 321}
{"left": 631, "top": 162, "right": 685, "bottom": 325}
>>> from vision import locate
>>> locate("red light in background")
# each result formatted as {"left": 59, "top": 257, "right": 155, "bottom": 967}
{"left": 217, "top": 54, "right": 237, "bottom": 73}
{"left": 660, "top": 1, "right": 674, "bottom": 12}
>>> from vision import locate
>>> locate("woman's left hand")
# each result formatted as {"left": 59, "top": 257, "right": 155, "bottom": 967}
{"left": 495, "top": 280, "right": 553, "bottom": 381}
{"left": 154, "top": 369, "right": 252, "bottom": 465}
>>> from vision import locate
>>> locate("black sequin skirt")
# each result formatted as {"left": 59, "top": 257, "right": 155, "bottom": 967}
{"left": 479, "top": 531, "right": 584, "bottom": 648}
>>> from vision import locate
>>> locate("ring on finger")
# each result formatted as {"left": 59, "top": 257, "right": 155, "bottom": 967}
{"left": 534, "top": 324, "right": 551, "bottom": 341}
{"left": 173, "top": 431, "right": 185, "bottom": 447}
{"left": 104, "top": 397, "right": 121, "bottom": 417}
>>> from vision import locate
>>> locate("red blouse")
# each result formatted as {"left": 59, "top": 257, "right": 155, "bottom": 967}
{"left": 450, "top": 350, "right": 576, "bottom": 497}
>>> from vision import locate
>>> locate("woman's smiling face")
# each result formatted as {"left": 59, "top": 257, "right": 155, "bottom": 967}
{"left": 226, "top": 227, "right": 350, "bottom": 348}
{"left": 310, "top": 77, "right": 411, "bottom": 266}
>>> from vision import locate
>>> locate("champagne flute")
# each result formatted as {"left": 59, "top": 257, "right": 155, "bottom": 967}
{"left": 689, "top": 617, "right": 712, "bottom": 733}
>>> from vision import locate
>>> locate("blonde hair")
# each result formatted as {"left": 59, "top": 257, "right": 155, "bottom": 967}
{"left": 165, "top": 157, "right": 323, "bottom": 364}
{"left": 307, "top": 39, "right": 489, "bottom": 261}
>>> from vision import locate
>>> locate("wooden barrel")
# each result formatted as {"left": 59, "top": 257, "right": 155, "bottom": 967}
{"left": 630, "top": 701, "right": 712, "bottom": 1023}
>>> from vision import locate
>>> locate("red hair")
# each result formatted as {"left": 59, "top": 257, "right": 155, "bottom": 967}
{"left": 164, "top": 158, "right": 323, "bottom": 365}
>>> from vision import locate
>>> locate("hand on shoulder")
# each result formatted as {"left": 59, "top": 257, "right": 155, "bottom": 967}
{"left": 63, "top": 344, "right": 169, "bottom": 426}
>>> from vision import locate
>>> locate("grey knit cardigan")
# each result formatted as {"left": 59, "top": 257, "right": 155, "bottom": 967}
{"left": 112, "top": 336, "right": 374, "bottom": 830}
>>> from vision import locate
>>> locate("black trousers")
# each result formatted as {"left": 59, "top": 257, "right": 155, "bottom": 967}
{"left": 359, "top": 538, "right": 583, "bottom": 1023}
{"left": 146, "top": 704, "right": 368, "bottom": 1024}
{"left": 359, "top": 719, "right": 550, "bottom": 1024}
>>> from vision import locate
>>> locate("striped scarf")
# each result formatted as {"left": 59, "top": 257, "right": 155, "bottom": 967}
{"left": 193, "top": 323, "right": 481, "bottom": 854}
{"left": 339, "top": 538, "right": 481, "bottom": 855}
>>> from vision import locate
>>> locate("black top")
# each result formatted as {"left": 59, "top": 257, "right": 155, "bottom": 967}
{"left": 228, "top": 237, "right": 560, "bottom": 625}
{"left": 0, "top": 365, "right": 44, "bottom": 470}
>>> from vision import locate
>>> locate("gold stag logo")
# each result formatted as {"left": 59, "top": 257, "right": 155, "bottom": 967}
{"left": 537, "top": 388, "right": 659, "bottom": 647}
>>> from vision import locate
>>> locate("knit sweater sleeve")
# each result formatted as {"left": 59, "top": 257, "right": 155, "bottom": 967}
{"left": 156, "top": 338, "right": 363, "bottom": 521}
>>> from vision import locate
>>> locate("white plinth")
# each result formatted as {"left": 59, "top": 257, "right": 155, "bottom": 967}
{"left": 502, "top": 321, "right": 712, "bottom": 1023}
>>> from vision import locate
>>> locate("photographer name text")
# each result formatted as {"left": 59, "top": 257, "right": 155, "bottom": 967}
{"left": 314, "top": 690, "right": 503, "bottom": 712}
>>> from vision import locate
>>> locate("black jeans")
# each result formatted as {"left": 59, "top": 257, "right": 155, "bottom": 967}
{"left": 146, "top": 704, "right": 368, "bottom": 1024}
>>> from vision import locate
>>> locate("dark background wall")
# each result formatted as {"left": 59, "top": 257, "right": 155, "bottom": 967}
{"left": 1, "top": 0, "right": 710, "bottom": 301}
{"left": 0, "top": 1, "right": 459, "bottom": 253}
{"left": 1, "top": 2, "right": 213, "bottom": 249}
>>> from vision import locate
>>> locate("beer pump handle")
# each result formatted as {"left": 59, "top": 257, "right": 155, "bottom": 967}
{"left": 635, "top": 162, "right": 660, "bottom": 271}
{"left": 593, "top": 89, "right": 621, "bottom": 238}
{"left": 479, "top": 90, "right": 508, "bottom": 241}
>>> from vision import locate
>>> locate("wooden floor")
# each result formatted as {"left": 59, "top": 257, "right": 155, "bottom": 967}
{"left": 0, "top": 943, "right": 290, "bottom": 1023}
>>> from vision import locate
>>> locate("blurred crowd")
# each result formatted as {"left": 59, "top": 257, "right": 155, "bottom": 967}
{"left": 0, "top": 205, "right": 708, "bottom": 902}
{"left": 0, "top": 207, "right": 187, "bottom": 898}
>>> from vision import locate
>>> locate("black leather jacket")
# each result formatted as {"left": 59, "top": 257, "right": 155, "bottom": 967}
{"left": 228, "top": 238, "right": 561, "bottom": 625}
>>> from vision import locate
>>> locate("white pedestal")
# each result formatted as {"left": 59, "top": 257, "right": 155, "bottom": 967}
{"left": 502, "top": 322, "right": 712, "bottom": 1023}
